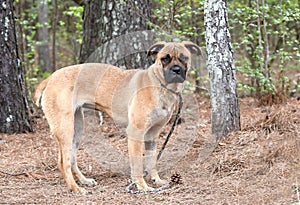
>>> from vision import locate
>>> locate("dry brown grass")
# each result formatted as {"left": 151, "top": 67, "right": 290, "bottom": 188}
{"left": 0, "top": 97, "right": 299, "bottom": 204}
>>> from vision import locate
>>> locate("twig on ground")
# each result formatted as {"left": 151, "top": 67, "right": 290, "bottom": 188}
{"left": 0, "top": 169, "right": 29, "bottom": 177}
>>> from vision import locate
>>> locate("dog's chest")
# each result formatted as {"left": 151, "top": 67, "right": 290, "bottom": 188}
{"left": 152, "top": 92, "right": 178, "bottom": 122}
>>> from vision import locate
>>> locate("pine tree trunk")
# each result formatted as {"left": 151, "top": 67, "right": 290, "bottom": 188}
{"left": 204, "top": 0, "right": 240, "bottom": 139}
{"left": 79, "top": 0, "right": 154, "bottom": 69}
{"left": 0, "top": 0, "right": 32, "bottom": 133}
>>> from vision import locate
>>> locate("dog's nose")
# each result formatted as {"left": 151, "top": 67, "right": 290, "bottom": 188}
{"left": 171, "top": 66, "right": 181, "bottom": 75}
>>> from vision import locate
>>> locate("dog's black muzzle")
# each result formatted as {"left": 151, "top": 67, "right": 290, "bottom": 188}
{"left": 163, "top": 65, "right": 186, "bottom": 84}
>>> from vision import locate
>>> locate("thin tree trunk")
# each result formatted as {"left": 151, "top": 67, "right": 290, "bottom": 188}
{"left": 52, "top": 0, "right": 58, "bottom": 71}
{"left": 204, "top": 0, "right": 241, "bottom": 139}
{"left": 191, "top": 0, "right": 201, "bottom": 93}
{"left": 262, "top": 0, "right": 270, "bottom": 81}
{"left": 0, "top": 0, "right": 32, "bottom": 133}
{"left": 37, "top": 0, "right": 50, "bottom": 73}
{"left": 255, "top": 0, "right": 264, "bottom": 71}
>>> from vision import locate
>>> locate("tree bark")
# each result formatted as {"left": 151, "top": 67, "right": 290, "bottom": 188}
{"left": 37, "top": 0, "right": 50, "bottom": 73}
{"left": 79, "top": 0, "right": 154, "bottom": 69}
{"left": 0, "top": 0, "right": 32, "bottom": 133}
{"left": 204, "top": 0, "right": 240, "bottom": 139}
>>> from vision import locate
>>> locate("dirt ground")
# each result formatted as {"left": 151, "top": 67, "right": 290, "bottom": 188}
{"left": 0, "top": 96, "right": 299, "bottom": 205}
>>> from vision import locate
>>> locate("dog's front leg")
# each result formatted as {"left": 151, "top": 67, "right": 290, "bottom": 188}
{"left": 144, "top": 136, "right": 168, "bottom": 187}
{"left": 127, "top": 126, "right": 154, "bottom": 191}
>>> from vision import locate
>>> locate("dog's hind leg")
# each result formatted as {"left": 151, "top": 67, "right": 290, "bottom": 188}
{"left": 55, "top": 134, "right": 63, "bottom": 175}
{"left": 71, "top": 107, "right": 97, "bottom": 187}
{"left": 52, "top": 122, "right": 84, "bottom": 193}
{"left": 43, "top": 98, "right": 83, "bottom": 192}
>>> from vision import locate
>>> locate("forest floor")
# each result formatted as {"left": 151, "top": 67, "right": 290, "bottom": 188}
{"left": 0, "top": 96, "right": 299, "bottom": 205}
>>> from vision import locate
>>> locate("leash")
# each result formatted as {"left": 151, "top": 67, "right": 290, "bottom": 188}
{"left": 152, "top": 70, "right": 183, "bottom": 160}
{"left": 126, "top": 70, "right": 183, "bottom": 194}
{"left": 157, "top": 92, "right": 182, "bottom": 160}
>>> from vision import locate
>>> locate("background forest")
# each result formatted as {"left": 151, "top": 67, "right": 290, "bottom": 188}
{"left": 1, "top": 0, "right": 299, "bottom": 204}
{"left": 17, "top": 0, "right": 300, "bottom": 102}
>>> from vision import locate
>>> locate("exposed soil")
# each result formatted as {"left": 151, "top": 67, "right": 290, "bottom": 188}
{"left": 0, "top": 96, "right": 299, "bottom": 205}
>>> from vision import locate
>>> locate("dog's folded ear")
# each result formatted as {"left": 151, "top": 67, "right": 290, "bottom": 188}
{"left": 182, "top": 41, "right": 202, "bottom": 56}
{"left": 147, "top": 42, "right": 166, "bottom": 57}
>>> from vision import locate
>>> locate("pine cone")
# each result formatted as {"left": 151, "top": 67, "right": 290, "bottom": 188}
{"left": 170, "top": 173, "right": 183, "bottom": 185}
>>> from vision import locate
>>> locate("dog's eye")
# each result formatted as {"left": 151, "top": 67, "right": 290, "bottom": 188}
{"left": 161, "top": 55, "right": 171, "bottom": 64}
{"left": 179, "top": 54, "right": 188, "bottom": 65}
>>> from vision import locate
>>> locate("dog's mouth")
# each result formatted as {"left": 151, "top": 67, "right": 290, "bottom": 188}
{"left": 163, "top": 65, "right": 186, "bottom": 84}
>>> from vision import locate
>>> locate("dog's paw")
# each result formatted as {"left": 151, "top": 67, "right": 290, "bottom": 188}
{"left": 131, "top": 177, "right": 154, "bottom": 191}
{"left": 78, "top": 187, "right": 88, "bottom": 194}
{"left": 71, "top": 186, "right": 88, "bottom": 194}
{"left": 152, "top": 178, "right": 168, "bottom": 186}
{"left": 82, "top": 178, "right": 97, "bottom": 187}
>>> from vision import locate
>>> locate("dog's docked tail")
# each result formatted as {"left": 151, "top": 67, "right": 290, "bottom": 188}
{"left": 33, "top": 78, "right": 49, "bottom": 106}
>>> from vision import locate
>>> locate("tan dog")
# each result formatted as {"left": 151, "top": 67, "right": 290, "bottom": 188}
{"left": 34, "top": 41, "right": 201, "bottom": 193}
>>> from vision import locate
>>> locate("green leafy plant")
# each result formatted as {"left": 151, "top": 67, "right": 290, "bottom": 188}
{"left": 229, "top": 0, "right": 300, "bottom": 103}
{"left": 62, "top": 5, "right": 84, "bottom": 44}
